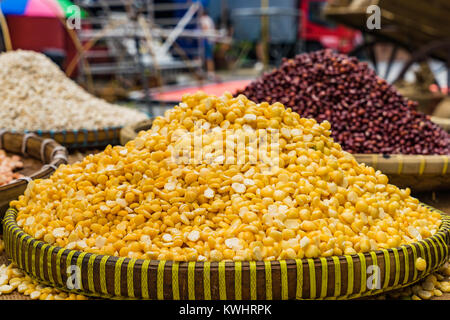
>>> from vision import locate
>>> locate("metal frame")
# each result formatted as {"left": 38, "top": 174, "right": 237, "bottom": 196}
{"left": 71, "top": 0, "right": 232, "bottom": 116}
{"left": 72, "top": 1, "right": 228, "bottom": 81}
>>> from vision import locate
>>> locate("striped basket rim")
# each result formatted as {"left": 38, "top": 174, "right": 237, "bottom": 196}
{"left": 2, "top": 205, "right": 449, "bottom": 300}
{"left": 353, "top": 154, "right": 450, "bottom": 176}
{"left": 7, "top": 127, "right": 124, "bottom": 150}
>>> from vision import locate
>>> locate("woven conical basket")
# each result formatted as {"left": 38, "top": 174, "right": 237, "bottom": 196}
{"left": 2, "top": 206, "right": 449, "bottom": 300}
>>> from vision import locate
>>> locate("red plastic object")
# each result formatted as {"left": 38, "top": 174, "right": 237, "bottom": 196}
{"left": 298, "top": 0, "right": 360, "bottom": 53}
{"left": 6, "top": 15, "right": 77, "bottom": 75}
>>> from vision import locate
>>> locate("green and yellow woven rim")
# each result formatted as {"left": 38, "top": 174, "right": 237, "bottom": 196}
{"left": 2, "top": 206, "right": 449, "bottom": 300}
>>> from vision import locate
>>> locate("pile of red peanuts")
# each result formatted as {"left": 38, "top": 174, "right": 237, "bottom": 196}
{"left": 238, "top": 49, "right": 449, "bottom": 155}
{"left": 0, "top": 150, "right": 23, "bottom": 186}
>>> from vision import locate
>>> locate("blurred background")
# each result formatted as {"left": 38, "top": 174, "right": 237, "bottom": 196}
{"left": 0, "top": 0, "right": 449, "bottom": 118}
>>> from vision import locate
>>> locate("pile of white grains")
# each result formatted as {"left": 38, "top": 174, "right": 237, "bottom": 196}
{"left": 0, "top": 50, "right": 147, "bottom": 131}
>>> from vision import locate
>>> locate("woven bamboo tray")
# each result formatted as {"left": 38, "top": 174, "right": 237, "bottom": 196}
{"left": 0, "top": 132, "right": 68, "bottom": 224}
{"left": 2, "top": 206, "right": 449, "bottom": 300}
{"left": 399, "top": 92, "right": 444, "bottom": 115}
{"left": 24, "top": 127, "right": 123, "bottom": 151}
{"left": 431, "top": 116, "right": 450, "bottom": 133}
{"left": 354, "top": 154, "right": 450, "bottom": 191}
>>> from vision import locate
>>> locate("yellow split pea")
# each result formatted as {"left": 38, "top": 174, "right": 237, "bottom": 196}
{"left": 12, "top": 92, "right": 442, "bottom": 261}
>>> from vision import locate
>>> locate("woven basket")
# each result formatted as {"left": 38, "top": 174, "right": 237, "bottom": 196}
{"left": 431, "top": 116, "right": 450, "bottom": 133}
{"left": 2, "top": 206, "right": 449, "bottom": 300}
{"left": 27, "top": 127, "right": 122, "bottom": 151}
{"left": 0, "top": 132, "right": 68, "bottom": 224}
{"left": 397, "top": 87, "right": 445, "bottom": 116}
{"left": 120, "top": 120, "right": 154, "bottom": 146}
{"left": 354, "top": 154, "right": 450, "bottom": 192}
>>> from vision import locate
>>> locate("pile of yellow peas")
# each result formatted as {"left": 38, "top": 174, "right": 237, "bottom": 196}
{"left": 0, "top": 263, "right": 87, "bottom": 300}
{"left": 380, "top": 259, "right": 450, "bottom": 300}
{"left": 12, "top": 92, "right": 442, "bottom": 261}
